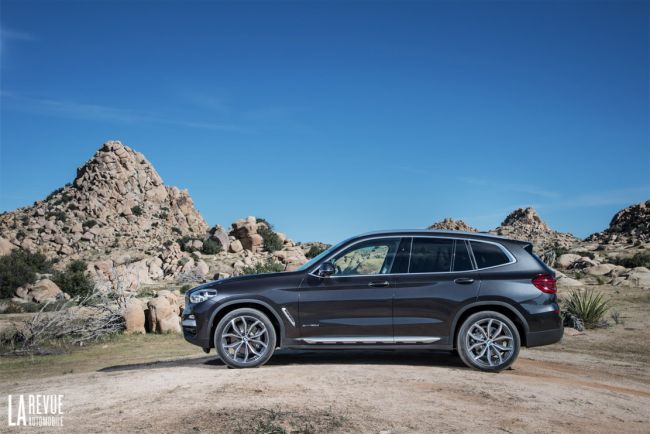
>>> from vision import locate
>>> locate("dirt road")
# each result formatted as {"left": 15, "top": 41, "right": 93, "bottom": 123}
{"left": 2, "top": 345, "right": 649, "bottom": 433}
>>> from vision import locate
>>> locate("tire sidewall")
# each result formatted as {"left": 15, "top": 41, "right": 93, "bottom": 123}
{"left": 214, "top": 308, "right": 276, "bottom": 369}
{"left": 457, "top": 311, "right": 520, "bottom": 372}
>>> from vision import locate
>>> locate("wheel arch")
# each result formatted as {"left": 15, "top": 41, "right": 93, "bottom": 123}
{"left": 451, "top": 301, "right": 529, "bottom": 348}
{"left": 208, "top": 299, "right": 285, "bottom": 348}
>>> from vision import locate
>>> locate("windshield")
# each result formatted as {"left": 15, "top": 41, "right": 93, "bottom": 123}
{"left": 296, "top": 238, "right": 349, "bottom": 272}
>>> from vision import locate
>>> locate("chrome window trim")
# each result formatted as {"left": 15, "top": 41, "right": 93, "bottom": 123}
{"left": 307, "top": 234, "right": 517, "bottom": 278}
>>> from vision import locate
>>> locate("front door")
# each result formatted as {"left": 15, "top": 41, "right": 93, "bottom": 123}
{"left": 298, "top": 237, "right": 402, "bottom": 343}
{"left": 392, "top": 237, "right": 480, "bottom": 346}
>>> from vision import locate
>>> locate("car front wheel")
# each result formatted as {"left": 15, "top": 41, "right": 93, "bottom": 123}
{"left": 214, "top": 308, "right": 276, "bottom": 369}
{"left": 457, "top": 311, "right": 520, "bottom": 372}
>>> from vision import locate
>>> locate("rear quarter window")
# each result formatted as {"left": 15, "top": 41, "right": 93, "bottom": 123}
{"left": 470, "top": 241, "right": 512, "bottom": 269}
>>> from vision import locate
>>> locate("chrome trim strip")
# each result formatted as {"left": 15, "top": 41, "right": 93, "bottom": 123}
{"left": 308, "top": 235, "right": 516, "bottom": 278}
{"left": 301, "top": 336, "right": 440, "bottom": 344}
{"left": 181, "top": 319, "right": 197, "bottom": 328}
{"left": 281, "top": 307, "right": 296, "bottom": 327}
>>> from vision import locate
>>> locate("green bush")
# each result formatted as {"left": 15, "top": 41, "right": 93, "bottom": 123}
{"left": 609, "top": 252, "right": 650, "bottom": 269}
{"left": 46, "top": 210, "right": 67, "bottom": 222}
{"left": 562, "top": 289, "right": 609, "bottom": 329}
{"left": 306, "top": 245, "right": 328, "bottom": 259}
{"left": 180, "top": 284, "right": 192, "bottom": 294}
{"left": 241, "top": 259, "right": 285, "bottom": 275}
{"left": 0, "top": 250, "right": 52, "bottom": 299}
{"left": 131, "top": 205, "right": 144, "bottom": 216}
{"left": 52, "top": 260, "right": 94, "bottom": 298}
{"left": 201, "top": 239, "right": 222, "bottom": 255}
{"left": 257, "top": 225, "right": 283, "bottom": 253}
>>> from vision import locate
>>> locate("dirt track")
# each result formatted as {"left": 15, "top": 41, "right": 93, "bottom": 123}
{"left": 2, "top": 346, "right": 649, "bottom": 433}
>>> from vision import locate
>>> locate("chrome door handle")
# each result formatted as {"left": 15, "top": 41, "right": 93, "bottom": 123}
{"left": 368, "top": 281, "right": 390, "bottom": 288}
{"left": 454, "top": 278, "right": 475, "bottom": 284}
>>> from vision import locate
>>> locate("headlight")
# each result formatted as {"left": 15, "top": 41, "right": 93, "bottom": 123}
{"left": 189, "top": 289, "right": 218, "bottom": 304}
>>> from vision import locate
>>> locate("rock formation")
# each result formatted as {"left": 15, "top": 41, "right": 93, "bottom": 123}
{"left": 490, "top": 207, "right": 578, "bottom": 251}
{"left": 587, "top": 200, "right": 650, "bottom": 244}
{"left": 428, "top": 218, "right": 478, "bottom": 232}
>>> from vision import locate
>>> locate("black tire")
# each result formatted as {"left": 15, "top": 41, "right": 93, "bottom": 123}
{"left": 457, "top": 311, "right": 520, "bottom": 372}
{"left": 214, "top": 308, "right": 276, "bottom": 369}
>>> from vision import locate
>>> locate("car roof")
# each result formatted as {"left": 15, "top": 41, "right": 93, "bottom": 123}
{"left": 354, "top": 229, "right": 530, "bottom": 245}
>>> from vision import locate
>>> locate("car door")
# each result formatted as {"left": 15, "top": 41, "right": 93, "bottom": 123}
{"left": 298, "top": 237, "right": 402, "bottom": 343}
{"left": 392, "top": 237, "right": 480, "bottom": 346}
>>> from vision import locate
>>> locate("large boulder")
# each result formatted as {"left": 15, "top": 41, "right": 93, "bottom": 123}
{"left": 122, "top": 298, "right": 146, "bottom": 334}
{"left": 146, "top": 295, "right": 181, "bottom": 334}
{"left": 0, "top": 237, "right": 16, "bottom": 256}
{"left": 273, "top": 246, "right": 308, "bottom": 271}
{"left": 15, "top": 279, "right": 63, "bottom": 303}
{"left": 556, "top": 254, "right": 582, "bottom": 269}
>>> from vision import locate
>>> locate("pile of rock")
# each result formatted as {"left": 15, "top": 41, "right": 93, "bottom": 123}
{"left": 490, "top": 207, "right": 579, "bottom": 252}
{"left": 13, "top": 279, "right": 69, "bottom": 304}
{"left": 121, "top": 290, "right": 183, "bottom": 334}
{"left": 587, "top": 200, "right": 650, "bottom": 245}
{"left": 0, "top": 141, "right": 208, "bottom": 259}
{"left": 428, "top": 218, "right": 478, "bottom": 232}
{"left": 554, "top": 253, "right": 650, "bottom": 288}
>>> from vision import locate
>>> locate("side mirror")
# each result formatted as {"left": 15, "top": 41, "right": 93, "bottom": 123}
{"left": 317, "top": 261, "right": 335, "bottom": 277}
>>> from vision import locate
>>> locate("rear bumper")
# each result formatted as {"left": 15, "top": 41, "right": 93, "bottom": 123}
{"left": 526, "top": 326, "right": 563, "bottom": 347}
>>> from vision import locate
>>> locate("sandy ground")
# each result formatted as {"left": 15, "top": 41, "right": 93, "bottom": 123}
{"left": 1, "top": 344, "right": 649, "bottom": 434}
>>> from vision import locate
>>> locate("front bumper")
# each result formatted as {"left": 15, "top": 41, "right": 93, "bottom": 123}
{"left": 182, "top": 301, "right": 215, "bottom": 349}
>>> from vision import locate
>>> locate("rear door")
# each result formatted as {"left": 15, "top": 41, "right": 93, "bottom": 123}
{"left": 298, "top": 237, "right": 402, "bottom": 343}
{"left": 392, "top": 237, "right": 480, "bottom": 346}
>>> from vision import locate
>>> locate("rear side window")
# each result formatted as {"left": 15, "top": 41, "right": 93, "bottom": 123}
{"left": 453, "top": 240, "right": 473, "bottom": 271}
{"left": 470, "top": 241, "right": 511, "bottom": 269}
{"left": 410, "top": 238, "right": 453, "bottom": 273}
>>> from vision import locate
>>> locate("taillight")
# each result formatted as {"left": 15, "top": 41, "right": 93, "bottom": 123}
{"left": 532, "top": 274, "right": 557, "bottom": 294}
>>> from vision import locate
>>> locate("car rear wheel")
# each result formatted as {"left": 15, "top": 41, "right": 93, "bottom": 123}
{"left": 214, "top": 308, "right": 276, "bottom": 369}
{"left": 457, "top": 311, "right": 520, "bottom": 372}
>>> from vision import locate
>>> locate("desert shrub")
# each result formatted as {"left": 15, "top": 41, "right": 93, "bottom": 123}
{"left": 46, "top": 210, "right": 67, "bottom": 222}
{"left": 52, "top": 260, "right": 94, "bottom": 298}
{"left": 45, "top": 187, "right": 64, "bottom": 201}
{"left": 16, "top": 230, "right": 26, "bottom": 240}
{"left": 172, "top": 227, "right": 182, "bottom": 235}
{"left": 131, "top": 205, "right": 144, "bottom": 216}
{"left": 609, "top": 252, "right": 650, "bottom": 269}
{"left": 0, "top": 250, "right": 52, "bottom": 299}
{"left": 20, "top": 215, "right": 29, "bottom": 225}
{"left": 257, "top": 225, "right": 283, "bottom": 253}
{"left": 180, "top": 284, "right": 192, "bottom": 294}
{"left": 163, "top": 240, "right": 174, "bottom": 247}
{"left": 177, "top": 236, "right": 203, "bottom": 252}
{"left": 306, "top": 245, "right": 328, "bottom": 259}
{"left": 1, "top": 290, "right": 125, "bottom": 355}
{"left": 562, "top": 289, "right": 609, "bottom": 329}
{"left": 83, "top": 219, "right": 97, "bottom": 229}
{"left": 241, "top": 259, "right": 285, "bottom": 275}
{"left": 202, "top": 239, "right": 222, "bottom": 255}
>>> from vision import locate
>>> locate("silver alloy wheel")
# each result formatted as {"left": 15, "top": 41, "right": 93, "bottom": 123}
{"left": 220, "top": 315, "right": 269, "bottom": 364}
{"left": 465, "top": 318, "right": 515, "bottom": 368}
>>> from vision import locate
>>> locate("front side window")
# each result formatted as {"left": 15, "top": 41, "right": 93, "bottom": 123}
{"left": 409, "top": 238, "right": 454, "bottom": 273}
{"left": 331, "top": 238, "right": 400, "bottom": 276}
{"left": 470, "top": 241, "right": 511, "bottom": 269}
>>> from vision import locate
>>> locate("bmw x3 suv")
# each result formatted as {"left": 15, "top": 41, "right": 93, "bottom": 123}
{"left": 183, "top": 230, "right": 563, "bottom": 372}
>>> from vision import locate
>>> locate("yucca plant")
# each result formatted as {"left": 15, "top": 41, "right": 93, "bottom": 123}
{"left": 562, "top": 289, "right": 610, "bottom": 329}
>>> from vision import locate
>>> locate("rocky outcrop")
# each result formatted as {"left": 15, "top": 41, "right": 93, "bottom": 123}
{"left": 490, "top": 207, "right": 579, "bottom": 251}
{"left": 146, "top": 291, "right": 181, "bottom": 334}
{"left": 15, "top": 279, "right": 66, "bottom": 303}
{"left": 0, "top": 237, "right": 16, "bottom": 256}
{"left": 428, "top": 218, "right": 478, "bottom": 232}
{"left": 587, "top": 200, "right": 650, "bottom": 244}
{"left": 0, "top": 141, "right": 208, "bottom": 259}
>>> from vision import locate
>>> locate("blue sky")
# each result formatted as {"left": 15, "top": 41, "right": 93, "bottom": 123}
{"left": 1, "top": 1, "right": 648, "bottom": 244}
